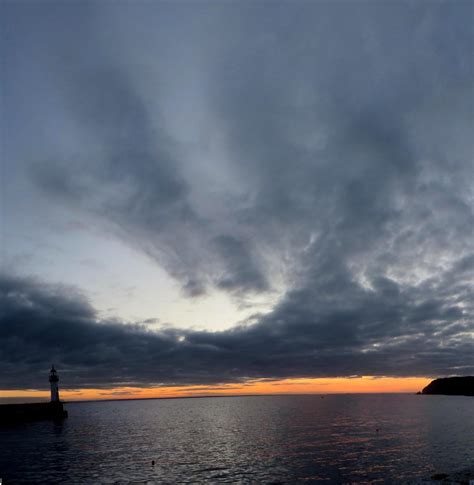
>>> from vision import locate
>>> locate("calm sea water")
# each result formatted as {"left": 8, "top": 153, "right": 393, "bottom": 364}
{"left": 1, "top": 394, "right": 473, "bottom": 483}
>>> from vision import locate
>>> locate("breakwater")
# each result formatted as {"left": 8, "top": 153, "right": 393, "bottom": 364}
{"left": 0, "top": 401, "right": 68, "bottom": 424}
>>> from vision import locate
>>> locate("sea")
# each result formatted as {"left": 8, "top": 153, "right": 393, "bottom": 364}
{"left": 1, "top": 394, "right": 473, "bottom": 484}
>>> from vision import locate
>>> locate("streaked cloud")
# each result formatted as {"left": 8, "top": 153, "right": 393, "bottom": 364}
{"left": 1, "top": 0, "right": 472, "bottom": 388}
{"left": 1, "top": 272, "right": 471, "bottom": 389}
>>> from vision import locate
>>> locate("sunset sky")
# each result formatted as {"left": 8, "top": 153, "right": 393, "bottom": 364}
{"left": 1, "top": 0, "right": 473, "bottom": 400}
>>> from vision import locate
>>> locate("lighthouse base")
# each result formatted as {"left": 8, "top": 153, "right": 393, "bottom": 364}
{"left": 0, "top": 401, "right": 68, "bottom": 425}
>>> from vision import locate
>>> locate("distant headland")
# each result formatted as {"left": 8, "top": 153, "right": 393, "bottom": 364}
{"left": 421, "top": 376, "right": 474, "bottom": 396}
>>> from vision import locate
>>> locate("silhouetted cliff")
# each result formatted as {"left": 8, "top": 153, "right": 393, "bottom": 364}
{"left": 422, "top": 376, "right": 474, "bottom": 396}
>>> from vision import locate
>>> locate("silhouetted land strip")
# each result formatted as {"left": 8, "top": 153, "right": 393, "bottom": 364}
{"left": 0, "top": 401, "right": 68, "bottom": 424}
{"left": 64, "top": 392, "right": 400, "bottom": 404}
{"left": 422, "top": 376, "right": 474, "bottom": 396}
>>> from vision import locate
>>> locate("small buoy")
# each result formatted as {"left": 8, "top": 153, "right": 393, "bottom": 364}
{"left": 152, "top": 460, "right": 155, "bottom": 466}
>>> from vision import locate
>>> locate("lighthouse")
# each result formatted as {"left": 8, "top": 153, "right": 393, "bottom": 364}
{"left": 49, "top": 365, "right": 60, "bottom": 402}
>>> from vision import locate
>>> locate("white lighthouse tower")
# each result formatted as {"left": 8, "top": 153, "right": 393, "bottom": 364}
{"left": 49, "top": 365, "right": 60, "bottom": 402}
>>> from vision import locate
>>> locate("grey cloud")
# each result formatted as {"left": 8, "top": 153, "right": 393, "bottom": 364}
{"left": 2, "top": 1, "right": 473, "bottom": 383}
{"left": 0, "top": 271, "right": 471, "bottom": 390}
{"left": 32, "top": 62, "right": 269, "bottom": 297}
{"left": 20, "top": 2, "right": 473, "bottom": 301}
{"left": 213, "top": 235, "right": 268, "bottom": 293}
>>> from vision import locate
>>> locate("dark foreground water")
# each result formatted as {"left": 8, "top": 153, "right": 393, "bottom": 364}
{"left": 1, "top": 394, "right": 473, "bottom": 483}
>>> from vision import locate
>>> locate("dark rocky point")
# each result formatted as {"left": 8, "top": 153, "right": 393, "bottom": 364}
{"left": 422, "top": 376, "right": 474, "bottom": 396}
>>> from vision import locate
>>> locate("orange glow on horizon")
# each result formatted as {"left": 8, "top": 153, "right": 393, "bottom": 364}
{"left": 0, "top": 376, "right": 430, "bottom": 402}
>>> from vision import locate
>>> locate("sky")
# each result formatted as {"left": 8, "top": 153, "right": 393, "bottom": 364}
{"left": 0, "top": 0, "right": 473, "bottom": 398}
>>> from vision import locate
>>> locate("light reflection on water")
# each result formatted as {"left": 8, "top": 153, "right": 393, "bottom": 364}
{"left": 1, "top": 394, "right": 473, "bottom": 483}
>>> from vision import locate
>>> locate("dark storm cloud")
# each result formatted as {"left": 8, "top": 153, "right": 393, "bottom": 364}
{"left": 18, "top": 1, "right": 472, "bottom": 298}
{"left": 2, "top": 1, "right": 269, "bottom": 297}
{"left": 1, "top": 0, "right": 473, "bottom": 385}
{"left": 0, "top": 272, "right": 472, "bottom": 390}
{"left": 213, "top": 235, "right": 268, "bottom": 293}
{"left": 32, "top": 60, "right": 273, "bottom": 296}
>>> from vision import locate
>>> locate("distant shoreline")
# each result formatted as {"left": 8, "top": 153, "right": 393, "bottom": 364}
{"left": 6, "top": 388, "right": 474, "bottom": 406}
{"left": 0, "top": 391, "right": 442, "bottom": 406}
{"left": 71, "top": 393, "right": 471, "bottom": 404}
{"left": 65, "top": 392, "right": 424, "bottom": 404}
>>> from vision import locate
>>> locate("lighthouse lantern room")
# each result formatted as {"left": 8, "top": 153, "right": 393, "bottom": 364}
{"left": 49, "top": 365, "right": 60, "bottom": 402}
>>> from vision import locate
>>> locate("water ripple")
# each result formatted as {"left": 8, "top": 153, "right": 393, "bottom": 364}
{"left": 1, "top": 395, "right": 473, "bottom": 483}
